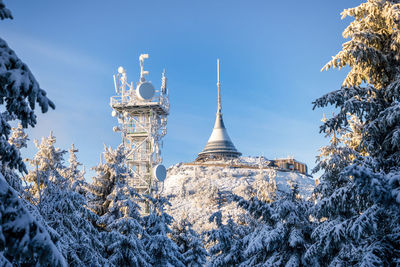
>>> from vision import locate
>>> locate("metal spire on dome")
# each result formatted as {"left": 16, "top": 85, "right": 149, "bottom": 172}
{"left": 196, "top": 59, "right": 241, "bottom": 161}
{"left": 217, "top": 58, "right": 221, "bottom": 115}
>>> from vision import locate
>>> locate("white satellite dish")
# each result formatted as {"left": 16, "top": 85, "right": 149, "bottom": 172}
{"left": 153, "top": 164, "right": 166, "bottom": 182}
{"left": 118, "top": 66, "right": 125, "bottom": 74}
{"left": 111, "top": 110, "right": 117, "bottom": 117}
{"left": 136, "top": 82, "right": 155, "bottom": 100}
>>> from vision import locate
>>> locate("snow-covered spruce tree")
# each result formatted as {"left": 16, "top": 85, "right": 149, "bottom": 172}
{"left": 99, "top": 185, "right": 150, "bottom": 267}
{"left": 310, "top": 115, "right": 358, "bottom": 215}
{"left": 25, "top": 133, "right": 107, "bottom": 266}
{"left": 87, "top": 145, "right": 126, "bottom": 217}
{"left": 24, "top": 132, "right": 67, "bottom": 207}
{"left": 88, "top": 145, "right": 150, "bottom": 266}
{"left": 0, "top": 3, "right": 54, "bottom": 180}
{"left": 142, "top": 195, "right": 185, "bottom": 267}
{"left": 1, "top": 124, "right": 29, "bottom": 193}
{"left": 0, "top": 173, "right": 66, "bottom": 266}
{"left": 205, "top": 211, "right": 249, "bottom": 267}
{"left": 251, "top": 165, "right": 277, "bottom": 203}
{"left": 230, "top": 185, "right": 313, "bottom": 266}
{"left": 1, "top": 0, "right": 54, "bottom": 192}
{"left": 170, "top": 219, "right": 208, "bottom": 267}
{"left": 92, "top": 146, "right": 150, "bottom": 266}
{"left": 306, "top": 1, "right": 400, "bottom": 265}
{"left": 0, "top": 2, "right": 65, "bottom": 265}
{"left": 0, "top": 0, "right": 12, "bottom": 20}
{"left": 60, "top": 144, "right": 87, "bottom": 195}
{"left": 8, "top": 123, "right": 28, "bottom": 150}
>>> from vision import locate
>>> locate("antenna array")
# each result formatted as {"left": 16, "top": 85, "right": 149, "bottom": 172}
{"left": 110, "top": 54, "right": 169, "bottom": 202}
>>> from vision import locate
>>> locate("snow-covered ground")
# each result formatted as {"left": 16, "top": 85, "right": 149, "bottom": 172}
{"left": 162, "top": 157, "right": 315, "bottom": 232}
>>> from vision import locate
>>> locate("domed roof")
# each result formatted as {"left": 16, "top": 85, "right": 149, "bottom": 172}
{"left": 198, "top": 113, "right": 241, "bottom": 158}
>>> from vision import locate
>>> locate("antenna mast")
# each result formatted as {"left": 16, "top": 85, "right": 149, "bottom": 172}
{"left": 217, "top": 59, "right": 221, "bottom": 115}
{"left": 139, "top": 54, "right": 149, "bottom": 82}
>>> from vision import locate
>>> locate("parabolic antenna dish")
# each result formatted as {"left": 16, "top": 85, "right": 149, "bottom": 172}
{"left": 118, "top": 66, "right": 125, "bottom": 74}
{"left": 136, "top": 82, "right": 155, "bottom": 101}
{"left": 153, "top": 164, "right": 167, "bottom": 182}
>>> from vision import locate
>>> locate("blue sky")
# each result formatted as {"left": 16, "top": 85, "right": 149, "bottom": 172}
{"left": 0, "top": 0, "right": 361, "bottom": 179}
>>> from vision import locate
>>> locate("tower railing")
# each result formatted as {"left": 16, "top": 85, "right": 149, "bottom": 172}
{"left": 110, "top": 93, "right": 169, "bottom": 112}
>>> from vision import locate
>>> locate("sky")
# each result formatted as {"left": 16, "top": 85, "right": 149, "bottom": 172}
{"left": 0, "top": 0, "right": 362, "bottom": 179}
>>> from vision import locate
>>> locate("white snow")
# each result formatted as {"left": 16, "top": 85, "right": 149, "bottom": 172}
{"left": 162, "top": 157, "right": 315, "bottom": 232}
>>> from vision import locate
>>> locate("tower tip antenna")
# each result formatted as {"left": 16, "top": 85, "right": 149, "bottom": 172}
{"left": 161, "top": 68, "right": 167, "bottom": 93}
{"left": 139, "top": 53, "right": 149, "bottom": 82}
{"left": 217, "top": 58, "right": 220, "bottom": 83}
{"left": 217, "top": 58, "right": 221, "bottom": 114}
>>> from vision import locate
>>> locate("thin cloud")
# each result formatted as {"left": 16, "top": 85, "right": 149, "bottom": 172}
{"left": 2, "top": 30, "right": 108, "bottom": 75}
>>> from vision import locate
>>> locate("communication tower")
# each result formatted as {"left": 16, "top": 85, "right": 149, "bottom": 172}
{"left": 110, "top": 54, "right": 169, "bottom": 197}
{"left": 197, "top": 59, "right": 241, "bottom": 161}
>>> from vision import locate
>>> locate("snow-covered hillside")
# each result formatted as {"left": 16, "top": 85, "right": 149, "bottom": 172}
{"left": 162, "top": 157, "right": 315, "bottom": 232}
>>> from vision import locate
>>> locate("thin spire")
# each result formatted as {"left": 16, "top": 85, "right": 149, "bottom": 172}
{"left": 196, "top": 58, "right": 241, "bottom": 161}
{"left": 217, "top": 59, "right": 221, "bottom": 115}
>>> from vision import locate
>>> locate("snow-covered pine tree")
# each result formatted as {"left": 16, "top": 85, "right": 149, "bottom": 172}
{"left": 252, "top": 163, "right": 277, "bottom": 203}
{"left": 25, "top": 133, "right": 107, "bottom": 266}
{"left": 99, "top": 186, "right": 150, "bottom": 266}
{"left": 0, "top": 173, "right": 66, "bottom": 266}
{"left": 24, "top": 132, "right": 67, "bottom": 207}
{"left": 310, "top": 115, "right": 357, "bottom": 215}
{"left": 230, "top": 185, "right": 312, "bottom": 267}
{"left": 1, "top": 124, "right": 29, "bottom": 193}
{"left": 0, "top": 0, "right": 12, "bottom": 20}
{"left": 170, "top": 219, "right": 208, "bottom": 267}
{"left": 306, "top": 1, "right": 400, "bottom": 265}
{"left": 206, "top": 211, "right": 249, "bottom": 267}
{"left": 87, "top": 145, "right": 126, "bottom": 217}
{"left": 8, "top": 124, "right": 28, "bottom": 150}
{"left": 0, "top": 2, "right": 65, "bottom": 265}
{"left": 0, "top": 3, "right": 54, "bottom": 177}
{"left": 142, "top": 195, "right": 185, "bottom": 267}
{"left": 92, "top": 145, "right": 150, "bottom": 266}
{"left": 60, "top": 144, "right": 87, "bottom": 195}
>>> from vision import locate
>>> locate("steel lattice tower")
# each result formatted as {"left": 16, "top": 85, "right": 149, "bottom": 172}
{"left": 110, "top": 54, "right": 169, "bottom": 197}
